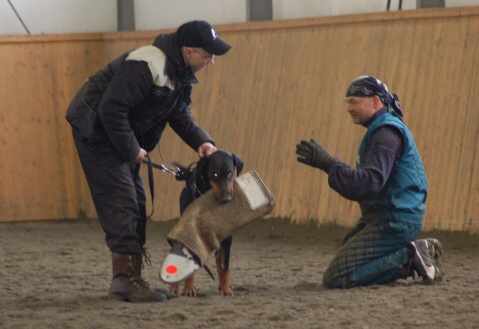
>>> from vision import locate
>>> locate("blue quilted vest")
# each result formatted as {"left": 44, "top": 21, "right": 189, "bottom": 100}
{"left": 357, "top": 112, "right": 427, "bottom": 224}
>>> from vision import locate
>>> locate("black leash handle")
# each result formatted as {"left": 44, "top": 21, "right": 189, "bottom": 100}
{"left": 146, "top": 157, "right": 155, "bottom": 219}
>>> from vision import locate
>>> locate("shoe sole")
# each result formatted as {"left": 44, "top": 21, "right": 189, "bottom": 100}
{"left": 108, "top": 291, "right": 167, "bottom": 303}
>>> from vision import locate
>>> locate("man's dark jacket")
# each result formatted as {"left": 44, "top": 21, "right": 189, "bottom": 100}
{"left": 66, "top": 32, "right": 213, "bottom": 162}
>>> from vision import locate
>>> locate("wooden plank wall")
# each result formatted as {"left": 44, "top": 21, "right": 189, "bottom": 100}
{"left": 0, "top": 7, "right": 478, "bottom": 232}
{"left": 0, "top": 34, "right": 103, "bottom": 221}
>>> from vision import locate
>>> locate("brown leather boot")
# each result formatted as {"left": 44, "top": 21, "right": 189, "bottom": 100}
{"left": 135, "top": 247, "right": 172, "bottom": 298}
{"left": 109, "top": 252, "right": 167, "bottom": 302}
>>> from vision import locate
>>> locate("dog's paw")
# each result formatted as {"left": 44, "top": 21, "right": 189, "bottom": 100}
{"left": 181, "top": 286, "right": 197, "bottom": 297}
{"left": 179, "top": 275, "right": 197, "bottom": 297}
{"left": 219, "top": 284, "right": 234, "bottom": 296}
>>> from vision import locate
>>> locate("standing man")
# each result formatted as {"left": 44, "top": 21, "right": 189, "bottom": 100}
{"left": 296, "top": 76, "right": 444, "bottom": 288}
{"left": 66, "top": 20, "right": 231, "bottom": 302}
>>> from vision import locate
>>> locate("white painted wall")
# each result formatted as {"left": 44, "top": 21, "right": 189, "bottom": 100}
{"left": 134, "top": 0, "right": 247, "bottom": 32}
{"left": 0, "top": 0, "right": 116, "bottom": 35}
{"left": 0, "top": 0, "right": 477, "bottom": 36}
{"left": 272, "top": 0, "right": 478, "bottom": 19}
{"left": 272, "top": 0, "right": 415, "bottom": 19}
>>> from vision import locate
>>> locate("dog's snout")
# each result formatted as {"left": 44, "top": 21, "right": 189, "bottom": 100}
{"left": 215, "top": 187, "right": 232, "bottom": 203}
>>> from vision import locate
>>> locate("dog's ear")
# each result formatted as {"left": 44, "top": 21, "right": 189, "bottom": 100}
{"left": 232, "top": 154, "right": 244, "bottom": 176}
{"left": 196, "top": 155, "right": 210, "bottom": 180}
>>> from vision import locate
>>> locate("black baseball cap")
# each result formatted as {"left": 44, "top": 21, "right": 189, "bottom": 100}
{"left": 177, "top": 20, "right": 231, "bottom": 55}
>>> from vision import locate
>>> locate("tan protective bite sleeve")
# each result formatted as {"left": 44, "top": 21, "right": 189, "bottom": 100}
{"left": 167, "top": 171, "right": 275, "bottom": 266}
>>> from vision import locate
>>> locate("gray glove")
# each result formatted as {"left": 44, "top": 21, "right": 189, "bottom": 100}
{"left": 296, "top": 139, "right": 333, "bottom": 172}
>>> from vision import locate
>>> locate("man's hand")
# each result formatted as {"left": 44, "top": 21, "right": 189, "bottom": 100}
{"left": 132, "top": 148, "right": 148, "bottom": 164}
{"left": 296, "top": 139, "right": 333, "bottom": 172}
{"left": 198, "top": 142, "right": 217, "bottom": 157}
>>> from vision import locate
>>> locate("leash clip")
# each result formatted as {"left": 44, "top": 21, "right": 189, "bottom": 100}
{"left": 158, "top": 164, "right": 180, "bottom": 176}
{"left": 142, "top": 159, "right": 180, "bottom": 177}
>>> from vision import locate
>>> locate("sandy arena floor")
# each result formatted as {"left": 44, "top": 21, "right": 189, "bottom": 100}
{"left": 1, "top": 217, "right": 478, "bottom": 329}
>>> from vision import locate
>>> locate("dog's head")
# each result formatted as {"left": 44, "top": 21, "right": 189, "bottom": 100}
{"left": 197, "top": 149, "right": 244, "bottom": 203}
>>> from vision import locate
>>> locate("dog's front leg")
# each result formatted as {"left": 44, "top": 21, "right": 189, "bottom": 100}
{"left": 181, "top": 275, "right": 197, "bottom": 297}
{"left": 217, "top": 267, "right": 234, "bottom": 296}
{"left": 216, "top": 236, "right": 234, "bottom": 296}
{"left": 216, "top": 251, "right": 234, "bottom": 296}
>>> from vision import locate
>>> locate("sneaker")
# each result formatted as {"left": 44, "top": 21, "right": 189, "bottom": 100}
{"left": 422, "top": 238, "right": 445, "bottom": 281}
{"left": 410, "top": 239, "right": 443, "bottom": 283}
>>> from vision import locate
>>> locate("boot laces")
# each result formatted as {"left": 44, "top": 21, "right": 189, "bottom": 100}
{"left": 124, "top": 251, "right": 150, "bottom": 290}
{"left": 140, "top": 246, "right": 152, "bottom": 267}
{"left": 127, "top": 247, "right": 154, "bottom": 290}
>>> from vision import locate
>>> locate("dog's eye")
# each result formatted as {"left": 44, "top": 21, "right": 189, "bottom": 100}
{"left": 211, "top": 172, "right": 232, "bottom": 179}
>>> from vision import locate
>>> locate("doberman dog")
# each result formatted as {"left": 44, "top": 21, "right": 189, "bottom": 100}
{"left": 170, "top": 149, "right": 243, "bottom": 297}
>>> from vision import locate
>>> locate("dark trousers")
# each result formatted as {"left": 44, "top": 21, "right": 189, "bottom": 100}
{"left": 72, "top": 129, "right": 147, "bottom": 254}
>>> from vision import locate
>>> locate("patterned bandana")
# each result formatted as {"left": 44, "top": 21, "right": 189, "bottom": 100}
{"left": 346, "top": 76, "right": 403, "bottom": 118}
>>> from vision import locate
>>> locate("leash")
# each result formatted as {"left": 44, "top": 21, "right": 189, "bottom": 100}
{"left": 143, "top": 158, "right": 180, "bottom": 176}
{"left": 142, "top": 157, "right": 180, "bottom": 219}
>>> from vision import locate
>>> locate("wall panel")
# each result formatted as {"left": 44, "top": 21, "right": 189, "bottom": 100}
{"left": 0, "top": 8, "right": 478, "bottom": 232}
{"left": 0, "top": 35, "right": 103, "bottom": 221}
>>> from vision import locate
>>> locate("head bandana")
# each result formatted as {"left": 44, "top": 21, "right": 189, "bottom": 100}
{"left": 346, "top": 76, "right": 403, "bottom": 118}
